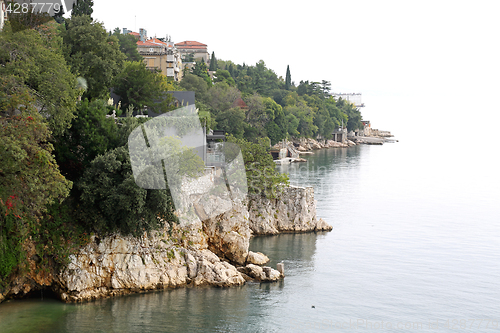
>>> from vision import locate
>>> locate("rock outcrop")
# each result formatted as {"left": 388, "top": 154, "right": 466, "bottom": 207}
{"left": 54, "top": 230, "right": 247, "bottom": 302}
{"left": 248, "top": 185, "right": 332, "bottom": 235}
{"left": 246, "top": 251, "right": 270, "bottom": 265}
{"left": 0, "top": 184, "right": 331, "bottom": 303}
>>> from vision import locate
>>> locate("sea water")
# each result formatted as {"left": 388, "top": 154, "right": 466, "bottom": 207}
{"left": 1, "top": 139, "right": 499, "bottom": 332}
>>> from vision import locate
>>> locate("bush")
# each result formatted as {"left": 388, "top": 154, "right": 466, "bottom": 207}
{"left": 226, "top": 135, "right": 288, "bottom": 198}
{"left": 78, "top": 146, "right": 178, "bottom": 235}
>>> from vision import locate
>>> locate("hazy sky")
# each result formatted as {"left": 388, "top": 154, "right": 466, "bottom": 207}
{"left": 89, "top": 1, "right": 499, "bottom": 140}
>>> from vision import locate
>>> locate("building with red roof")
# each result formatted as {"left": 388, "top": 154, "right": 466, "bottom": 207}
{"left": 121, "top": 28, "right": 183, "bottom": 81}
{"left": 175, "top": 41, "right": 209, "bottom": 64}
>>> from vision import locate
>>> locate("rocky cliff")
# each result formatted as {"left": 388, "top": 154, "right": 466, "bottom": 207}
{"left": 0, "top": 185, "right": 331, "bottom": 303}
{"left": 248, "top": 185, "right": 332, "bottom": 235}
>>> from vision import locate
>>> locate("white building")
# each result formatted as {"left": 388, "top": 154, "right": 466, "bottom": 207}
{"left": 125, "top": 28, "right": 184, "bottom": 81}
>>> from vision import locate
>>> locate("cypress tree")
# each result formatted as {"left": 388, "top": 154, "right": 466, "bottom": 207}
{"left": 285, "top": 65, "right": 291, "bottom": 90}
{"left": 209, "top": 51, "right": 217, "bottom": 71}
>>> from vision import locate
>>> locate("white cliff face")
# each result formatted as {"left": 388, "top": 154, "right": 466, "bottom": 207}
{"left": 247, "top": 185, "right": 332, "bottom": 235}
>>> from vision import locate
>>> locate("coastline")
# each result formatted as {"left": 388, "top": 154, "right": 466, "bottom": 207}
{"left": 272, "top": 131, "right": 396, "bottom": 164}
{"left": 0, "top": 185, "right": 331, "bottom": 303}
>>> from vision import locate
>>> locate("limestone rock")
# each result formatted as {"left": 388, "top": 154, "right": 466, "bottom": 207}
{"left": 202, "top": 202, "right": 250, "bottom": 265}
{"left": 248, "top": 185, "right": 333, "bottom": 235}
{"left": 316, "top": 218, "right": 333, "bottom": 231}
{"left": 55, "top": 228, "right": 246, "bottom": 302}
{"left": 238, "top": 264, "right": 281, "bottom": 282}
{"left": 246, "top": 251, "right": 270, "bottom": 265}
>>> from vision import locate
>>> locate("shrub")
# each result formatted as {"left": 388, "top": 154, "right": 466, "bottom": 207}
{"left": 78, "top": 146, "right": 178, "bottom": 235}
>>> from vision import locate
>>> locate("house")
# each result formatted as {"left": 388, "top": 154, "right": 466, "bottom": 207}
{"left": 1, "top": 0, "right": 7, "bottom": 31}
{"left": 174, "top": 41, "right": 210, "bottom": 64}
{"left": 123, "top": 28, "right": 183, "bottom": 81}
{"left": 137, "top": 37, "right": 183, "bottom": 81}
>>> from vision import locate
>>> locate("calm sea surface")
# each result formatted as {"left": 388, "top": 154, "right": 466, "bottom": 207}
{"left": 1, "top": 139, "right": 499, "bottom": 332}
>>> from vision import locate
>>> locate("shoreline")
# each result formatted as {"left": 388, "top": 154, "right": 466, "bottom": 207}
{"left": 0, "top": 185, "right": 331, "bottom": 304}
{"left": 273, "top": 132, "right": 397, "bottom": 164}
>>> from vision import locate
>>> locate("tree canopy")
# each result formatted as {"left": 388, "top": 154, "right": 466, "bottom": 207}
{"left": 72, "top": 0, "right": 94, "bottom": 18}
{"left": 112, "top": 28, "right": 142, "bottom": 62}
{"left": 62, "top": 15, "right": 125, "bottom": 101}
{"left": 113, "top": 61, "right": 174, "bottom": 114}
{"left": 0, "top": 21, "right": 78, "bottom": 135}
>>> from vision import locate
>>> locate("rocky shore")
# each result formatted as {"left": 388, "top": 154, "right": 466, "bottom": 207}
{"left": 272, "top": 132, "right": 396, "bottom": 164}
{"left": 290, "top": 134, "right": 396, "bottom": 152}
{"left": 0, "top": 185, "right": 332, "bottom": 303}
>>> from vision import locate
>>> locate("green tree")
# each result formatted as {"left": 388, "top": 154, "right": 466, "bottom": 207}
{"left": 213, "top": 69, "right": 236, "bottom": 86}
{"left": 285, "top": 113, "right": 300, "bottom": 137}
{"left": 53, "top": 4, "right": 66, "bottom": 24}
{"left": 0, "top": 105, "right": 72, "bottom": 282}
{"left": 321, "top": 80, "right": 332, "bottom": 98}
{"left": 78, "top": 147, "right": 177, "bottom": 235}
{"left": 72, "top": 0, "right": 94, "bottom": 18}
{"left": 62, "top": 15, "right": 125, "bottom": 101}
{"left": 0, "top": 92, "right": 72, "bottom": 219}
{"left": 0, "top": 23, "right": 78, "bottom": 135}
{"left": 209, "top": 51, "right": 218, "bottom": 71}
{"left": 113, "top": 61, "right": 173, "bottom": 113}
{"left": 112, "top": 28, "right": 142, "bottom": 62}
{"left": 264, "top": 98, "right": 287, "bottom": 144}
{"left": 53, "top": 99, "right": 120, "bottom": 181}
{"left": 206, "top": 82, "right": 241, "bottom": 116}
{"left": 191, "top": 59, "right": 211, "bottom": 86}
{"left": 226, "top": 135, "right": 288, "bottom": 198}
{"left": 215, "top": 107, "right": 245, "bottom": 138}
{"left": 3, "top": 2, "right": 53, "bottom": 32}
{"left": 285, "top": 65, "right": 291, "bottom": 90}
{"left": 179, "top": 73, "right": 209, "bottom": 103}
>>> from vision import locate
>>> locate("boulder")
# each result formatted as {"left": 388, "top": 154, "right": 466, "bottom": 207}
{"left": 246, "top": 251, "right": 270, "bottom": 265}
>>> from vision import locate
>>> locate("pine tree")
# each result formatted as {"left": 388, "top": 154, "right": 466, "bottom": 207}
{"left": 72, "top": 0, "right": 94, "bottom": 18}
{"left": 209, "top": 51, "right": 217, "bottom": 71}
{"left": 285, "top": 65, "right": 291, "bottom": 90}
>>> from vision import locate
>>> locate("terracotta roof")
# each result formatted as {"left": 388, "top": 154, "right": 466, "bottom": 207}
{"left": 233, "top": 98, "right": 248, "bottom": 109}
{"left": 128, "top": 32, "right": 140, "bottom": 36}
{"left": 137, "top": 40, "right": 161, "bottom": 47}
{"left": 174, "top": 41, "right": 207, "bottom": 49}
{"left": 148, "top": 38, "right": 168, "bottom": 46}
{"left": 137, "top": 38, "right": 170, "bottom": 48}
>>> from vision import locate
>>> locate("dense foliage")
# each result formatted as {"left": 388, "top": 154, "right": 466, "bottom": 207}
{"left": 113, "top": 61, "right": 175, "bottom": 114}
{"left": 191, "top": 59, "right": 364, "bottom": 143}
{"left": 226, "top": 136, "right": 288, "bottom": 199}
{"left": 62, "top": 15, "right": 125, "bottom": 101}
{"left": 78, "top": 147, "right": 178, "bottom": 235}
